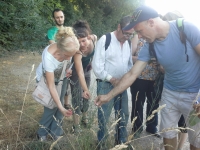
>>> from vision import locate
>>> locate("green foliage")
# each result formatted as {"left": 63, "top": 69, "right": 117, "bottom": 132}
{"left": 0, "top": 0, "right": 50, "bottom": 51}
{"left": 63, "top": 0, "right": 141, "bottom": 38}
{"left": 0, "top": 0, "right": 143, "bottom": 52}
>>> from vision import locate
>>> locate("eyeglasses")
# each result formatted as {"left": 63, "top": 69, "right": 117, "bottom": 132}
{"left": 121, "top": 27, "right": 135, "bottom": 38}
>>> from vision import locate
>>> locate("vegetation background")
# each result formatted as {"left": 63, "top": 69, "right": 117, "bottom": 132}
{"left": 0, "top": 0, "right": 144, "bottom": 53}
{"left": 0, "top": 0, "right": 191, "bottom": 150}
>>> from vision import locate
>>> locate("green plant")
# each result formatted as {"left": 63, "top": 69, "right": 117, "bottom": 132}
{"left": 0, "top": 0, "right": 142, "bottom": 52}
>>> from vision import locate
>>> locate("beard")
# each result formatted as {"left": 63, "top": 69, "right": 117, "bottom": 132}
{"left": 55, "top": 21, "right": 64, "bottom": 26}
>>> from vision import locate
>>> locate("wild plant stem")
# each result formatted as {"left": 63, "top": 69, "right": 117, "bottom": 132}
{"left": 15, "top": 64, "right": 35, "bottom": 149}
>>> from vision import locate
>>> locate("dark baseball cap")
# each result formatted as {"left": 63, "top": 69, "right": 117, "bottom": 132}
{"left": 123, "top": 5, "right": 159, "bottom": 31}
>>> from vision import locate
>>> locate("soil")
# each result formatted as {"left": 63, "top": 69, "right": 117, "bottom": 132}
{"left": 0, "top": 51, "right": 190, "bottom": 150}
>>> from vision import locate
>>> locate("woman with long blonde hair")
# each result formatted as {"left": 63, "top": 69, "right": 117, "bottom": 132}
{"left": 36, "top": 27, "right": 79, "bottom": 141}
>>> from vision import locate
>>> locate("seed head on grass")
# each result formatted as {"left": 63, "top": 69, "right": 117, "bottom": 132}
{"left": 161, "top": 127, "right": 194, "bottom": 133}
{"left": 0, "top": 108, "right": 3, "bottom": 114}
{"left": 108, "top": 129, "right": 114, "bottom": 135}
{"left": 147, "top": 115, "right": 155, "bottom": 121}
{"left": 145, "top": 104, "right": 166, "bottom": 123}
{"left": 152, "top": 104, "right": 166, "bottom": 115}
{"left": 136, "top": 91, "right": 139, "bottom": 102}
{"left": 127, "top": 117, "right": 138, "bottom": 141}
{"left": 31, "top": 64, "right": 35, "bottom": 72}
{"left": 110, "top": 117, "right": 122, "bottom": 128}
{"left": 49, "top": 136, "right": 63, "bottom": 150}
{"left": 127, "top": 104, "right": 167, "bottom": 144}
{"left": 131, "top": 116, "right": 137, "bottom": 126}
{"left": 110, "top": 143, "right": 128, "bottom": 150}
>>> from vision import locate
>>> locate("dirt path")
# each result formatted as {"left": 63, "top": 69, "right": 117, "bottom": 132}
{"left": 0, "top": 51, "right": 190, "bottom": 150}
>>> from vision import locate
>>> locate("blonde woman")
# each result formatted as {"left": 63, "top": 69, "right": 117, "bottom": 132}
{"left": 36, "top": 27, "right": 80, "bottom": 141}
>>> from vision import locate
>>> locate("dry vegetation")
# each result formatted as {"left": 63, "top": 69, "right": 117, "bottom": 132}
{"left": 0, "top": 51, "right": 190, "bottom": 150}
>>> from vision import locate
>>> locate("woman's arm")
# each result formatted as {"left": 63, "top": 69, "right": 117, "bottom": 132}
{"left": 74, "top": 53, "right": 90, "bottom": 99}
{"left": 45, "top": 71, "right": 72, "bottom": 116}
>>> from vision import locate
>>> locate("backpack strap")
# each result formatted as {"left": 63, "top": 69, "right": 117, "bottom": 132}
{"left": 105, "top": 33, "right": 111, "bottom": 51}
{"left": 127, "top": 39, "right": 131, "bottom": 49}
{"left": 176, "top": 18, "right": 189, "bottom": 62}
{"left": 105, "top": 33, "right": 131, "bottom": 50}
{"left": 149, "top": 42, "right": 157, "bottom": 60}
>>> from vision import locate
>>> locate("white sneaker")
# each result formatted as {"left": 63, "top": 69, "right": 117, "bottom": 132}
{"left": 37, "top": 134, "right": 47, "bottom": 142}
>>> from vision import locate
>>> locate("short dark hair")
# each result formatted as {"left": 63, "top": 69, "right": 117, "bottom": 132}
{"left": 120, "top": 15, "right": 132, "bottom": 29}
{"left": 52, "top": 8, "right": 64, "bottom": 18}
{"left": 73, "top": 20, "right": 92, "bottom": 38}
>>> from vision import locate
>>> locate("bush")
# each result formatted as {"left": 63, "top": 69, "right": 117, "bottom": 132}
{"left": 0, "top": 0, "right": 142, "bottom": 52}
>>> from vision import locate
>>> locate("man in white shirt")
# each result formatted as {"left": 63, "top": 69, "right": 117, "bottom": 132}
{"left": 92, "top": 15, "right": 136, "bottom": 150}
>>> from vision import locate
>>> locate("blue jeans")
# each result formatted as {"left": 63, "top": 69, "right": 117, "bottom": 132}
{"left": 130, "top": 79, "right": 159, "bottom": 134}
{"left": 37, "top": 80, "right": 65, "bottom": 137}
{"left": 37, "top": 106, "right": 63, "bottom": 137}
{"left": 97, "top": 81, "right": 129, "bottom": 144}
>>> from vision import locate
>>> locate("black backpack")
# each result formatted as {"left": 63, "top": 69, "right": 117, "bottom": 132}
{"left": 104, "top": 33, "right": 131, "bottom": 50}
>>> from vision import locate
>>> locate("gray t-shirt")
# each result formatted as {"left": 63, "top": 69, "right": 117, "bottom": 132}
{"left": 138, "top": 20, "right": 200, "bottom": 92}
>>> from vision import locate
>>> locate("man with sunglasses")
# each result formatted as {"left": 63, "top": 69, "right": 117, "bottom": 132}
{"left": 92, "top": 15, "right": 137, "bottom": 149}
{"left": 95, "top": 5, "right": 200, "bottom": 150}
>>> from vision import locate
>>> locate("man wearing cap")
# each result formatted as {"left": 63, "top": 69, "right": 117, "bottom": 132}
{"left": 95, "top": 5, "right": 200, "bottom": 150}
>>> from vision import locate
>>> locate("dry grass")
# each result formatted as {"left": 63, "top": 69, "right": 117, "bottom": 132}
{"left": 0, "top": 52, "right": 100, "bottom": 150}
{"left": 0, "top": 51, "right": 192, "bottom": 150}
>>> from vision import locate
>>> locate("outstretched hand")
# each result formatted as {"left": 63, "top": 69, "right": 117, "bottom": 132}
{"left": 95, "top": 95, "right": 110, "bottom": 107}
{"left": 193, "top": 103, "right": 200, "bottom": 118}
{"left": 66, "top": 69, "right": 72, "bottom": 78}
{"left": 82, "top": 90, "right": 91, "bottom": 99}
{"left": 60, "top": 107, "right": 73, "bottom": 117}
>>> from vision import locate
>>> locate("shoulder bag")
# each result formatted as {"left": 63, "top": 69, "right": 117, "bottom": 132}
{"left": 32, "top": 60, "right": 68, "bottom": 109}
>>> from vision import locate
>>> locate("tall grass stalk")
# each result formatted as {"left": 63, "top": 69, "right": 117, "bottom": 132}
{"left": 15, "top": 64, "right": 35, "bottom": 149}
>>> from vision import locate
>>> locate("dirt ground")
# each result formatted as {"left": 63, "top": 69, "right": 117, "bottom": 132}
{"left": 0, "top": 51, "right": 190, "bottom": 150}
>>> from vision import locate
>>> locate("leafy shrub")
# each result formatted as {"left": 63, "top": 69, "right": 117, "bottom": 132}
{"left": 0, "top": 0, "right": 142, "bottom": 52}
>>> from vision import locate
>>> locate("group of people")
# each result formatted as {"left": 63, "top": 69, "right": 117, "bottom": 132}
{"left": 36, "top": 8, "right": 96, "bottom": 141}
{"left": 34, "top": 5, "right": 200, "bottom": 150}
{"left": 95, "top": 5, "right": 200, "bottom": 150}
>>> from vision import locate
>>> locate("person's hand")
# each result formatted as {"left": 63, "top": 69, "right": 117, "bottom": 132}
{"left": 60, "top": 107, "right": 73, "bottom": 117}
{"left": 95, "top": 95, "right": 110, "bottom": 107}
{"left": 66, "top": 69, "right": 72, "bottom": 78}
{"left": 110, "top": 77, "right": 119, "bottom": 86}
{"left": 193, "top": 103, "right": 200, "bottom": 118}
{"left": 86, "top": 64, "right": 92, "bottom": 72}
{"left": 82, "top": 90, "right": 91, "bottom": 99}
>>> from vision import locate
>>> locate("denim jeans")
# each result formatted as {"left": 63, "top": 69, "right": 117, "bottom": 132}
{"left": 130, "top": 78, "right": 159, "bottom": 134}
{"left": 37, "top": 80, "right": 64, "bottom": 137}
{"left": 97, "top": 81, "right": 129, "bottom": 144}
{"left": 37, "top": 106, "right": 63, "bottom": 137}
